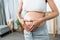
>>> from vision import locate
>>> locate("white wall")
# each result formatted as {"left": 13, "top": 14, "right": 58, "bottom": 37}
{"left": 47, "top": 0, "right": 60, "bottom": 34}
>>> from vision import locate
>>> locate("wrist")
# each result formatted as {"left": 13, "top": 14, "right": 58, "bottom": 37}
{"left": 42, "top": 18, "right": 46, "bottom": 21}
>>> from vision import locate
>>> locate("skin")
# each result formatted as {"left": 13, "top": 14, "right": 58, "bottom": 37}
{"left": 17, "top": 0, "right": 59, "bottom": 32}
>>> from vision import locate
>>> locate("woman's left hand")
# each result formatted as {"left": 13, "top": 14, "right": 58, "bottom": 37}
{"left": 29, "top": 18, "right": 45, "bottom": 32}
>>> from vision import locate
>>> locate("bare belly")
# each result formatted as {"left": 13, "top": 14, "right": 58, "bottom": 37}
{"left": 24, "top": 12, "right": 45, "bottom": 21}
{"left": 24, "top": 12, "right": 46, "bottom": 27}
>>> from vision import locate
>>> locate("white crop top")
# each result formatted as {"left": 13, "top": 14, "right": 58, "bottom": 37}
{"left": 22, "top": 0, "right": 46, "bottom": 12}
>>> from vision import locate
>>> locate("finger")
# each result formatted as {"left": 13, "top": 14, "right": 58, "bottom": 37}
{"left": 23, "top": 24, "right": 30, "bottom": 31}
{"left": 28, "top": 22, "right": 36, "bottom": 32}
{"left": 30, "top": 24, "right": 39, "bottom": 32}
{"left": 29, "top": 25, "right": 35, "bottom": 32}
{"left": 23, "top": 23, "right": 32, "bottom": 31}
{"left": 30, "top": 25, "right": 36, "bottom": 32}
{"left": 32, "top": 27, "right": 38, "bottom": 32}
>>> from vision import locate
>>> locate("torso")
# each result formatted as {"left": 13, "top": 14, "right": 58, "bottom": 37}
{"left": 22, "top": 0, "right": 46, "bottom": 20}
{"left": 22, "top": 0, "right": 46, "bottom": 26}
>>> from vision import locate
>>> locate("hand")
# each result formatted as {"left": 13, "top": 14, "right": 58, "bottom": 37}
{"left": 23, "top": 22, "right": 33, "bottom": 32}
{"left": 29, "top": 18, "right": 45, "bottom": 32}
{"left": 29, "top": 20, "right": 41, "bottom": 32}
{"left": 24, "top": 21, "right": 33, "bottom": 31}
{"left": 18, "top": 19, "right": 29, "bottom": 31}
{"left": 22, "top": 19, "right": 40, "bottom": 32}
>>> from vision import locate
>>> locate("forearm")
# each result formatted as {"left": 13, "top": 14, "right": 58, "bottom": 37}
{"left": 17, "top": 5, "right": 23, "bottom": 21}
{"left": 42, "top": 12, "right": 59, "bottom": 21}
{"left": 17, "top": 0, "right": 23, "bottom": 20}
{"left": 17, "top": 10, "right": 22, "bottom": 20}
{"left": 43, "top": 0, "right": 59, "bottom": 21}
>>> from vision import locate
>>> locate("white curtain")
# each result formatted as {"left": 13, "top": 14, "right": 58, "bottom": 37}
{"left": 0, "top": 0, "right": 6, "bottom": 25}
{"left": 4, "top": 0, "right": 20, "bottom": 29}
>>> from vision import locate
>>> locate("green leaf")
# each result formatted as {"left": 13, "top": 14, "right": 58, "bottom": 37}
{"left": 15, "top": 19, "right": 22, "bottom": 27}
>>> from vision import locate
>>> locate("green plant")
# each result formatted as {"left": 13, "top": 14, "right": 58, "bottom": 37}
{"left": 16, "top": 19, "right": 22, "bottom": 27}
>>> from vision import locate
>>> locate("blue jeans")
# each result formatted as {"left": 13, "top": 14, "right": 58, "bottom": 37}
{"left": 24, "top": 23, "right": 49, "bottom": 40}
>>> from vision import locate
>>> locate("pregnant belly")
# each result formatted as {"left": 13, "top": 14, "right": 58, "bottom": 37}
{"left": 24, "top": 12, "right": 45, "bottom": 27}
{"left": 24, "top": 12, "right": 45, "bottom": 21}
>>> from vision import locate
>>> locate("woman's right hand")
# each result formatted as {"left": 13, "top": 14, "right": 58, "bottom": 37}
{"left": 18, "top": 18, "right": 31, "bottom": 31}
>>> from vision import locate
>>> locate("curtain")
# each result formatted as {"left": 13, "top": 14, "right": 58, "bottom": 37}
{"left": 4, "top": 0, "right": 20, "bottom": 29}
{"left": 0, "top": 0, "right": 6, "bottom": 25}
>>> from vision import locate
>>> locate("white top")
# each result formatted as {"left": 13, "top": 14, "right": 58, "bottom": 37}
{"left": 22, "top": 0, "right": 46, "bottom": 12}
{"left": 21, "top": 0, "right": 46, "bottom": 18}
